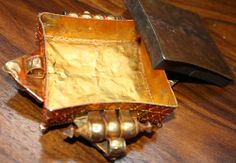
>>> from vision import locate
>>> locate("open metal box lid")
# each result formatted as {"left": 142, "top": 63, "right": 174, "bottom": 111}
{"left": 124, "top": 0, "right": 234, "bottom": 86}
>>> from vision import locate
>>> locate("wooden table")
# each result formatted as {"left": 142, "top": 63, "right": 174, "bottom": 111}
{"left": 0, "top": 0, "right": 235, "bottom": 162}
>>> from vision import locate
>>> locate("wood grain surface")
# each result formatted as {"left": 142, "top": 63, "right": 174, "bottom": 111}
{"left": 0, "top": 0, "right": 235, "bottom": 162}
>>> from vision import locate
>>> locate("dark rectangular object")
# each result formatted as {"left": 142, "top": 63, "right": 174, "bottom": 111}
{"left": 124, "top": 0, "right": 234, "bottom": 86}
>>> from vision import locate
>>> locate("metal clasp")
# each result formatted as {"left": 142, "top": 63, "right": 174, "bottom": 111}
{"left": 26, "top": 55, "right": 44, "bottom": 79}
{"left": 64, "top": 110, "right": 153, "bottom": 159}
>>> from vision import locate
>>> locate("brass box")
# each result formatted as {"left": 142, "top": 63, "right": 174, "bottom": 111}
{"left": 4, "top": 13, "right": 177, "bottom": 128}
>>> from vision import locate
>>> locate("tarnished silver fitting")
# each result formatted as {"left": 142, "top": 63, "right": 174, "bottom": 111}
{"left": 3, "top": 61, "right": 21, "bottom": 79}
{"left": 93, "top": 15, "right": 105, "bottom": 20}
{"left": 67, "top": 12, "right": 79, "bottom": 18}
{"left": 106, "top": 15, "right": 116, "bottom": 20}
{"left": 26, "top": 56, "right": 44, "bottom": 78}
{"left": 64, "top": 11, "right": 122, "bottom": 21}
{"left": 81, "top": 11, "right": 92, "bottom": 19}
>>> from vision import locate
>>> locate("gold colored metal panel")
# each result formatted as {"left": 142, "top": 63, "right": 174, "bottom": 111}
{"left": 45, "top": 38, "right": 152, "bottom": 110}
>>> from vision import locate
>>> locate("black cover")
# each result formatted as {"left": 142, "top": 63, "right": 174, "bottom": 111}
{"left": 124, "top": 0, "right": 234, "bottom": 86}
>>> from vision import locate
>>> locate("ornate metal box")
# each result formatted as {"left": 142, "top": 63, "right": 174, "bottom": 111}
{"left": 3, "top": 0, "right": 233, "bottom": 160}
{"left": 3, "top": 12, "right": 177, "bottom": 159}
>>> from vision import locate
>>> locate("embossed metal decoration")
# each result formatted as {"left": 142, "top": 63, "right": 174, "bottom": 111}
{"left": 3, "top": 11, "right": 177, "bottom": 159}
